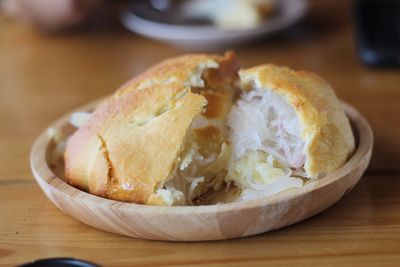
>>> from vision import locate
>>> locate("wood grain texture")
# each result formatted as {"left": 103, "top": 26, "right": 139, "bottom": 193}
{"left": 1, "top": 0, "right": 400, "bottom": 265}
{"left": 29, "top": 101, "right": 373, "bottom": 241}
{"left": 1, "top": 174, "right": 400, "bottom": 267}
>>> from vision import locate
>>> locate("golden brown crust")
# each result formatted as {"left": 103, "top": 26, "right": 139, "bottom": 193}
{"left": 115, "top": 51, "right": 240, "bottom": 97}
{"left": 64, "top": 52, "right": 240, "bottom": 204}
{"left": 239, "top": 64, "right": 355, "bottom": 177}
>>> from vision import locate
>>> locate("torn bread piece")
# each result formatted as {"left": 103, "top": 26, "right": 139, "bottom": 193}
{"left": 64, "top": 52, "right": 240, "bottom": 205}
{"left": 225, "top": 64, "right": 355, "bottom": 200}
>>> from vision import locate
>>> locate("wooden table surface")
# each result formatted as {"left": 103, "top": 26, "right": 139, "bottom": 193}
{"left": 1, "top": 1, "right": 400, "bottom": 266}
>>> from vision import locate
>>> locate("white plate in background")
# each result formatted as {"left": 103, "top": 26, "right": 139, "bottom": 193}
{"left": 120, "top": 0, "right": 309, "bottom": 49}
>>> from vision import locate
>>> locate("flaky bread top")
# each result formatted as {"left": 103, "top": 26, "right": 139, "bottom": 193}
{"left": 64, "top": 52, "right": 240, "bottom": 204}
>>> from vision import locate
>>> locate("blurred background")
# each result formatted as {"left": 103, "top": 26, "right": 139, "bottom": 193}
{"left": 1, "top": 0, "right": 399, "bottom": 177}
{"left": 1, "top": 0, "right": 400, "bottom": 265}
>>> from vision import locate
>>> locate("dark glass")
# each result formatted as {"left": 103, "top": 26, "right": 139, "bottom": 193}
{"left": 354, "top": 0, "right": 400, "bottom": 67}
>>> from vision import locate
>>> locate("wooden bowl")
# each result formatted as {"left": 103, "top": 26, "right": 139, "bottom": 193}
{"left": 30, "top": 100, "right": 373, "bottom": 241}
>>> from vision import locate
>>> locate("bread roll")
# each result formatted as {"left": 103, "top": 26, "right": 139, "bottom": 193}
{"left": 64, "top": 52, "right": 355, "bottom": 205}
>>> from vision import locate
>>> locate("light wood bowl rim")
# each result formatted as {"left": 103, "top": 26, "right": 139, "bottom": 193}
{"left": 30, "top": 99, "right": 373, "bottom": 215}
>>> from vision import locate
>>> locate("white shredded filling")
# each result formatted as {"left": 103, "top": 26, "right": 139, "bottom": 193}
{"left": 228, "top": 88, "right": 305, "bottom": 168}
{"left": 226, "top": 150, "right": 303, "bottom": 200}
{"left": 160, "top": 112, "right": 231, "bottom": 205}
{"left": 226, "top": 87, "right": 306, "bottom": 201}
{"left": 165, "top": 139, "right": 227, "bottom": 205}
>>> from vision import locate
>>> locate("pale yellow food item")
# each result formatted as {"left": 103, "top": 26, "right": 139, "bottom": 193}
{"left": 64, "top": 52, "right": 355, "bottom": 206}
{"left": 182, "top": 0, "right": 277, "bottom": 30}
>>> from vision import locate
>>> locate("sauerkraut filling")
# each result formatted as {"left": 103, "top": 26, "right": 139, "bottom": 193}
{"left": 226, "top": 87, "right": 306, "bottom": 200}
{"left": 156, "top": 88, "right": 235, "bottom": 205}
{"left": 162, "top": 138, "right": 231, "bottom": 205}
